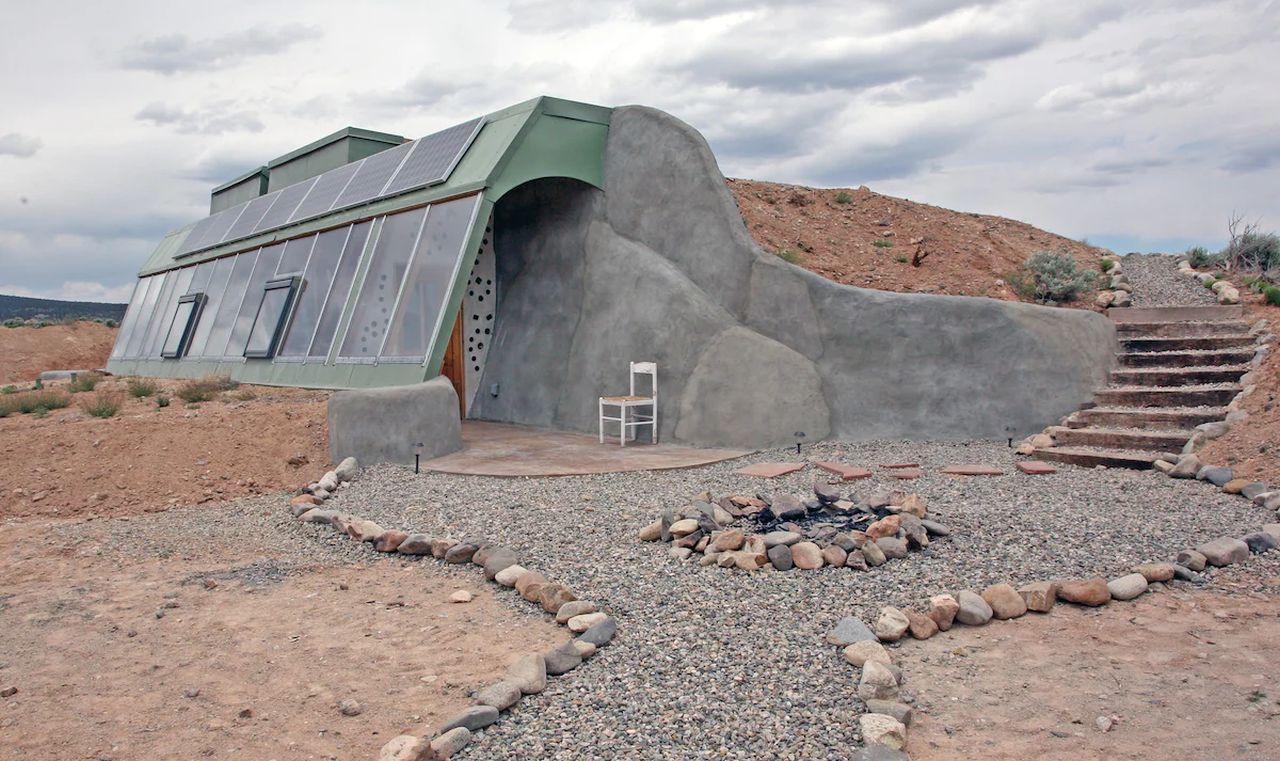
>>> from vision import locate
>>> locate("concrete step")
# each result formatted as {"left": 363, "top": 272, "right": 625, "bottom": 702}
{"left": 1108, "top": 305, "right": 1245, "bottom": 323}
{"left": 1109, "top": 366, "right": 1250, "bottom": 386}
{"left": 1115, "top": 320, "right": 1250, "bottom": 337}
{"left": 1067, "top": 406, "right": 1228, "bottom": 430}
{"left": 1048, "top": 425, "right": 1192, "bottom": 451}
{"left": 1095, "top": 385, "right": 1240, "bottom": 408}
{"left": 1120, "top": 335, "right": 1255, "bottom": 352}
{"left": 1117, "top": 349, "right": 1255, "bottom": 368}
{"left": 1032, "top": 446, "right": 1165, "bottom": 470}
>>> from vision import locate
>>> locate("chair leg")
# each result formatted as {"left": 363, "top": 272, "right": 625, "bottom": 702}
{"left": 619, "top": 405, "right": 626, "bottom": 447}
{"left": 598, "top": 399, "right": 604, "bottom": 444}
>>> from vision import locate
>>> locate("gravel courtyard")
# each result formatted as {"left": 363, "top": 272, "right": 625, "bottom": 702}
{"left": 312, "top": 440, "right": 1275, "bottom": 759}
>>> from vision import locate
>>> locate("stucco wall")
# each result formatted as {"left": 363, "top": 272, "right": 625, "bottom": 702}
{"left": 469, "top": 107, "right": 1115, "bottom": 449}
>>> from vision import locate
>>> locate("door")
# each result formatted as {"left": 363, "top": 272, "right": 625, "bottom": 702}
{"left": 440, "top": 304, "right": 466, "bottom": 417}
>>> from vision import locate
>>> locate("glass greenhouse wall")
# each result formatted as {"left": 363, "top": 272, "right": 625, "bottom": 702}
{"left": 110, "top": 193, "right": 482, "bottom": 369}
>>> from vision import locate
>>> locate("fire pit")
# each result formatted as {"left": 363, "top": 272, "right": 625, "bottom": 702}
{"left": 637, "top": 483, "right": 951, "bottom": 572}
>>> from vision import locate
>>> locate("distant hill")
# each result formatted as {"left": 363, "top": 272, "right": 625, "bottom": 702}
{"left": 0, "top": 293, "right": 127, "bottom": 323}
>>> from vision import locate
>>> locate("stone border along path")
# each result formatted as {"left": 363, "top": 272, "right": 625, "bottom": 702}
{"left": 637, "top": 487, "right": 950, "bottom": 573}
{"left": 289, "top": 458, "right": 620, "bottom": 761}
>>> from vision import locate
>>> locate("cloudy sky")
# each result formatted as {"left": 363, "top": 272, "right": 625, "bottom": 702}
{"left": 2, "top": 0, "right": 1277, "bottom": 302}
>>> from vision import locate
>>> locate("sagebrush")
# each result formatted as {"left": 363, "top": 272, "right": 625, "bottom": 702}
{"left": 80, "top": 391, "right": 123, "bottom": 418}
{"left": 1022, "top": 250, "right": 1096, "bottom": 303}
{"left": 126, "top": 377, "right": 159, "bottom": 397}
{"left": 176, "top": 375, "right": 238, "bottom": 403}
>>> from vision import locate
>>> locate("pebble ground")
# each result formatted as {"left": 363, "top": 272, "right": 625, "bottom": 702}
{"left": 313, "top": 440, "right": 1275, "bottom": 760}
{"left": 1123, "top": 253, "right": 1219, "bottom": 307}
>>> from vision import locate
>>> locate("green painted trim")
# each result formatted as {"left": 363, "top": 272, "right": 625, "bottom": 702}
{"left": 104, "top": 356, "right": 428, "bottom": 390}
{"left": 266, "top": 126, "right": 406, "bottom": 169}
{"left": 211, "top": 165, "right": 268, "bottom": 194}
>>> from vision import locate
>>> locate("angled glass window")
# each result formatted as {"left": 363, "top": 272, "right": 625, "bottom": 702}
{"left": 275, "top": 234, "right": 315, "bottom": 277}
{"left": 124, "top": 272, "right": 165, "bottom": 358}
{"left": 185, "top": 255, "right": 236, "bottom": 358}
{"left": 199, "top": 250, "right": 259, "bottom": 358}
{"left": 144, "top": 266, "right": 194, "bottom": 358}
{"left": 306, "top": 221, "right": 371, "bottom": 360}
{"left": 380, "top": 194, "right": 481, "bottom": 361}
{"left": 224, "top": 244, "right": 284, "bottom": 357}
{"left": 244, "top": 277, "right": 300, "bottom": 358}
{"left": 161, "top": 294, "right": 205, "bottom": 358}
{"left": 111, "top": 278, "right": 149, "bottom": 359}
{"left": 278, "top": 227, "right": 348, "bottom": 358}
{"left": 339, "top": 209, "right": 426, "bottom": 360}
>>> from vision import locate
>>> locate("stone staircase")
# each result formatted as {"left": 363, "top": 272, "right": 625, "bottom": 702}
{"left": 1032, "top": 305, "right": 1249, "bottom": 470}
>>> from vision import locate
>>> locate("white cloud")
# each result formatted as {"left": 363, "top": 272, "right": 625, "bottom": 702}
{"left": 119, "top": 24, "right": 323, "bottom": 75}
{"left": 0, "top": 133, "right": 42, "bottom": 158}
{"left": 135, "top": 101, "right": 265, "bottom": 135}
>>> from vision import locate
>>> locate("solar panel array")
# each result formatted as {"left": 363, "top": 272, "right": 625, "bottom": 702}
{"left": 175, "top": 117, "right": 485, "bottom": 259}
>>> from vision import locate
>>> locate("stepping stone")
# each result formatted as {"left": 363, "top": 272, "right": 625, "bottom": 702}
{"left": 941, "top": 464, "right": 1003, "bottom": 476}
{"left": 1015, "top": 461, "right": 1057, "bottom": 475}
{"left": 886, "top": 469, "right": 923, "bottom": 480}
{"left": 735, "top": 462, "right": 805, "bottom": 478}
{"left": 880, "top": 462, "right": 920, "bottom": 469}
{"left": 815, "top": 461, "right": 872, "bottom": 480}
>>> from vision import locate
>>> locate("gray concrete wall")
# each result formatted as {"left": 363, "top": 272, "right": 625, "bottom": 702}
{"left": 328, "top": 376, "right": 462, "bottom": 465}
{"left": 468, "top": 107, "right": 1115, "bottom": 449}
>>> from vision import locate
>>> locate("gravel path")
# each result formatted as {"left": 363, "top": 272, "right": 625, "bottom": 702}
{"left": 315, "top": 441, "right": 1275, "bottom": 760}
{"left": 1123, "top": 253, "right": 1219, "bottom": 307}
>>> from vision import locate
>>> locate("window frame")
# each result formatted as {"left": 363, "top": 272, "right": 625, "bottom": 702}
{"left": 160, "top": 292, "right": 206, "bottom": 359}
{"left": 243, "top": 276, "right": 301, "bottom": 359}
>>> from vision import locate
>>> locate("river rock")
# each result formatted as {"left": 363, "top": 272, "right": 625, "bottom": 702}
{"left": 874, "top": 607, "right": 910, "bottom": 642}
{"left": 1175, "top": 549, "right": 1207, "bottom": 572}
{"left": 876, "top": 537, "right": 908, "bottom": 560}
{"left": 955, "top": 590, "right": 993, "bottom": 625}
{"left": 430, "top": 538, "right": 457, "bottom": 558}
{"left": 1058, "top": 578, "right": 1111, "bottom": 606}
{"left": 1169, "top": 454, "right": 1200, "bottom": 478}
{"left": 904, "top": 609, "right": 938, "bottom": 639}
{"left": 506, "top": 654, "right": 546, "bottom": 694}
{"left": 429, "top": 727, "right": 471, "bottom": 760}
{"left": 858, "top": 660, "right": 900, "bottom": 701}
{"left": 578, "top": 617, "right": 617, "bottom": 648}
{"left": 763, "top": 530, "right": 802, "bottom": 547}
{"left": 538, "top": 584, "right": 577, "bottom": 614}
{"left": 859, "top": 713, "right": 907, "bottom": 750}
{"left": 827, "top": 616, "right": 876, "bottom": 646}
{"left": 791, "top": 542, "right": 825, "bottom": 570}
{"left": 543, "top": 643, "right": 583, "bottom": 675}
{"left": 379, "top": 735, "right": 430, "bottom": 761}
{"left": 864, "top": 700, "right": 914, "bottom": 726}
{"left": 928, "top": 594, "right": 959, "bottom": 631}
{"left": 1018, "top": 581, "right": 1058, "bottom": 613}
{"left": 981, "top": 583, "right": 1027, "bottom": 619}
{"left": 1107, "top": 573, "right": 1148, "bottom": 601}
{"left": 862, "top": 540, "right": 887, "bottom": 567}
{"left": 822, "top": 545, "right": 848, "bottom": 567}
{"left": 474, "top": 681, "right": 522, "bottom": 711}
{"left": 494, "top": 564, "right": 527, "bottom": 587}
{"left": 711, "top": 529, "right": 745, "bottom": 552}
{"left": 767, "top": 543, "right": 794, "bottom": 571}
{"left": 396, "top": 534, "right": 433, "bottom": 554}
{"left": 866, "top": 515, "right": 901, "bottom": 540}
{"left": 374, "top": 530, "right": 408, "bottom": 552}
{"left": 443, "top": 543, "right": 478, "bottom": 564}
{"left": 842, "top": 640, "right": 891, "bottom": 667}
{"left": 1197, "top": 537, "right": 1250, "bottom": 566}
{"left": 1132, "top": 563, "right": 1175, "bottom": 582}
{"left": 555, "top": 600, "right": 597, "bottom": 624}
{"left": 439, "top": 705, "right": 498, "bottom": 733}
{"left": 567, "top": 612, "right": 608, "bottom": 633}
{"left": 1242, "top": 532, "right": 1277, "bottom": 554}
{"left": 483, "top": 548, "right": 520, "bottom": 580}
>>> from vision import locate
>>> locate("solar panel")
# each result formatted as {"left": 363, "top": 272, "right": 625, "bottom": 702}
{"left": 222, "top": 191, "right": 281, "bottom": 242}
{"left": 178, "top": 208, "right": 236, "bottom": 255}
{"left": 332, "top": 141, "right": 415, "bottom": 210}
{"left": 382, "top": 117, "right": 484, "bottom": 197}
{"left": 253, "top": 176, "right": 316, "bottom": 233}
{"left": 289, "top": 161, "right": 360, "bottom": 222}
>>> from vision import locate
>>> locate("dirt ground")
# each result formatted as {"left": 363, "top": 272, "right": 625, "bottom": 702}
{"left": 0, "top": 506, "right": 563, "bottom": 761}
{"left": 901, "top": 555, "right": 1280, "bottom": 760}
{"left": 0, "top": 377, "right": 331, "bottom": 519}
{"left": 1199, "top": 297, "right": 1279, "bottom": 485}
{"left": 728, "top": 179, "right": 1108, "bottom": 305}
{"left": 0, "top": 320, "right": 117, "bottom": 384}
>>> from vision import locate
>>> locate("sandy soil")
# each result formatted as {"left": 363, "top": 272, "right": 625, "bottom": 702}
{"left": 0, "top": 320, "right": 118, "bottom": 384}
{"left": 1199, "top": 297, "right": 1280, "bottom": 485}
{"left": 900, "top": 556, "right": 1280, "bottom": 760}
{"left": 0, "top": 378, "right": 331, "bottom": 519}
{"left": 728, "top": 179, "right": 1108, "bottom": 305}
{"left": 0, "top": 508, "right": 563, "bottom": 761}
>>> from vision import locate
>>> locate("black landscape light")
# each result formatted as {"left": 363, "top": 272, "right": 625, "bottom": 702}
{"left": 794, "top": 431, "right": 806, "bottom": 455}
{"left": 415, "top": 442, "right": 424, "bottom": 474}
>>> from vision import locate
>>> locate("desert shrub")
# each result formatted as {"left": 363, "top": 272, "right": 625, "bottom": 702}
{"left": 1023, "top": 250, "right": 1097, "bottom": 303}
{"left": 1184, "top": 246, "right": 1220, "bottom": 269}
{"left": 787, "top": 190, "right": 813, "bottom": 206}
{"left": 104, "top": 319, "right": 119, "bottom": 328}
{"left": 231, "top": 388, "right": 258, "bottom": 402}
{"left": 1265, "top": 285, "right": 1280, "bottom": 307}
{"left": 126, "top": 377, "right": 159, "bottom": 397}
{"left": 156, "top": 395, "right": 170, "bottom": 408}
{"left": 1100, "top": 259, "right": 1115, "bottom": 272}
{"left": 67, "top": 372, "right": 103, "bottom": 393}
{"left": 3, "top": 318, "right": 23, "bottom": 328}
{"left": 776, "top": 247, "right": 799, "bottom": 263}
{"left": 834, "top": 191, "right": 853, "bottom": 204}
{"left": 894, "top": 254, "right": 908, "bottom": 263}
{"left": 1, "top": 385, "right": 15, "bottom": 395}
{"left": 80, "top": 391, "right": 123, "bottom": 418}
{"left": 1222, "top": 216, "right": 1280, "bottom": 272}
{"left": 872, "top": 239, "right": 894, "bottom": 248}
{"left": 10, "top": 389, "right": 71, "bottom": 414}
{"left": 176, "top": 375, "right": 238, "bottom": 403}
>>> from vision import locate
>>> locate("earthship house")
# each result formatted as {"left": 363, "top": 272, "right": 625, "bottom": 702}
{"left": 107, "top": 96, "right": 1115, "bottom": 461}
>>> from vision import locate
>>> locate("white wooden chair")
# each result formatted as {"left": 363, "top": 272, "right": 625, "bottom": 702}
{"left": 598, "top": 361, "right": 657, "bottom": 446}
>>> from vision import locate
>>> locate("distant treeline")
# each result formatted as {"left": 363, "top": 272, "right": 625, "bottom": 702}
{"left": 0, "top": 293, "right": 127, "bottom": 323}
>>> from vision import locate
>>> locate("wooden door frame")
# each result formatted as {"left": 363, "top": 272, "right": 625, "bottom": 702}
{"left": 440, "top": 304, "right": 466, "bottom": 417}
